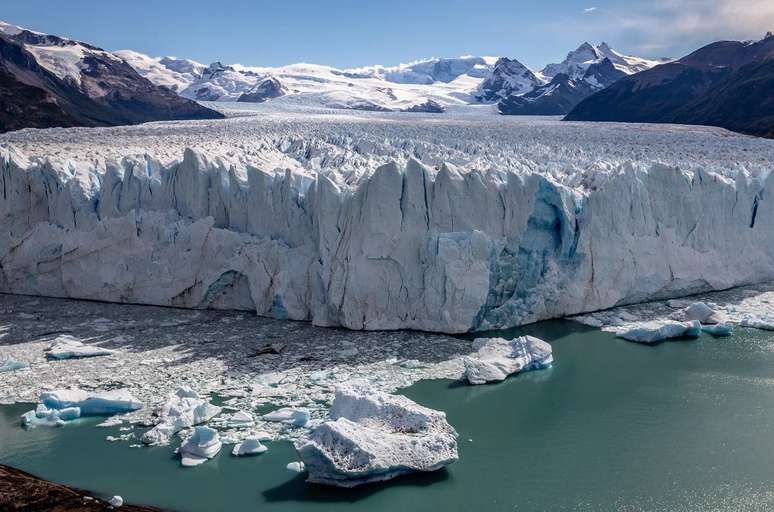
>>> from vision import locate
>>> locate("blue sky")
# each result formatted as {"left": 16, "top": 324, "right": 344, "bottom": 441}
{"left": 4, "top": 0, "right": 774, "bottom": 69}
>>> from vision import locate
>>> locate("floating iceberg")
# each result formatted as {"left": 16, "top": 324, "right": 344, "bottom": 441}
{"left": 142, "top": 387, "right": 221, "bottom": 445}
{"left": 286, "top": 461, "right": 305, "bottom": 473}
{"left": 40, "top": 389, "right": 142, "bottom": 415}
{"left": 295, "top": 381, "right": 458, "bottom": 487}
{"left": 263, "top": 408, "right": 310, "bottom": 427}
{"left": 740, "top": 315, "right": 774, "bottom": 330}
{"left": 21, "top": 404, "right": 80, "bottom": 428}
{"left": 179, "top": 426, "right": 222, "bottom": 467}
{"left": 463, "top": 335, "right": 553, "bottom": 385}
{"left": 702, "top": 323, "right": 733, "bottom": 337}
{"left": 109, "top": 496, "right": 123, "bottom": 508}
{"left": 231, "top": 437, "right": 268, "bottom": 456}
{"left": 46, "top": 336, "right": 114, "bottom": 360}
{"left": 0, "top": 357, "right": 28, "bottom": 372}
{"left": 616, "top": 320, "right": 701, "bottom": 343}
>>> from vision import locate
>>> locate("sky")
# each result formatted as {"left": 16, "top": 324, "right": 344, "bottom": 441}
{"left": 4, "top": 0, "right": 774, "bottom": 69}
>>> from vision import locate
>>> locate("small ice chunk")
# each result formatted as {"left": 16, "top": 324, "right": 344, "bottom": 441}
{"left": 263, "top": 407, "right": 309, "bottom": 427}
{"left": 40, "top": 389, "right": 142, "bottom": 415}
{"left": 46, "top": 335, "right": 114, "bottom": 360}
{"left": 463, "top": 335, "right": 553, "bottom": 385}
{"left": 229, "top": 410, "right": 254, "bottom": 425}
{"left": 286, "top": 461, "right": 305, "bottom": 473}
{"left": 0, "top": 357, "right": 29, "bottom": 373}
{"left": 616, "top": 320, "right": 701, "bottom": 343}
{"left": 702, "top": 323, "right": 733, "bottom": 337}
{"left": 231, "top": 437, "right": 268, "bottom": 456}
{"left": 682, "top": 302, "right": 720, "bottom": 324}
{"left": 109, "top": 496, "right": 123, "bottom": 507}
{"left": 179, "top": 426, "right": 222, "bottom": 467}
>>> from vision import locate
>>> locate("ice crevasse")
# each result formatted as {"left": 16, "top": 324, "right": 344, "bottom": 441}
{"left": 2, "top": 146, "right": 774, "bottom": 334}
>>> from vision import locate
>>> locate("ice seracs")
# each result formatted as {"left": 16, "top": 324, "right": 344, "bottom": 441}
{"left": 141, "top": 387, "right": 221, "bottom": 445}
{"left": 463, "top": 336, "right": 553, "bottom": 385}
{"left": 295, "top": 381, "right": 458, "bottom": 487}
{"left": 46, "top": 336, "right": 114, "bottom": 360}
{"left": 616, "top": 320, "right": 701, "bottom": 343}
{"left": 179, "top": 426, "right": 222, "bottom": 467}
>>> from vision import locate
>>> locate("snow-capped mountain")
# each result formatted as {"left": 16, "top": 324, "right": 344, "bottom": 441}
{"left": 476, "top": 57, "right": 544, "bottom": 102}
{"left": 0, "top": 21, "right": 221, "bottom": 132}
{"left": 122, "top": 41, "right": 664, "bottom": 115}
{"left": 541, "top": 42, "right": 667, "bottom": 80}
{"left": 566, "top": 33, "right": 774, "bottom": 138}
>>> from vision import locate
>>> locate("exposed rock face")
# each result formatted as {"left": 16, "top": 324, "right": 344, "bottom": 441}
{"left": 237, "top": 77, "right": 288, "bottom": 103}
{"left": 566, "top": 34, "right": 774, "bottom": 138}
{"left": 0, "top": 464, "right": 160, "bottom": 512}
{"left": 402, "top": 99, "right": 445, "bottom": 113}
{"left": 477, "top": 57, "right": 542, "bottom": 102}
{"left": 463, "top": 336, "right": 553, "bottom": 384}
{"left": 0, "top": 22, "right": 222, "bottom": 133}
{"left": 499, "top": 59, "right": 625, "bottom": 115}
{"left": 295, "top": 381, "right": 458, "bottom": 487}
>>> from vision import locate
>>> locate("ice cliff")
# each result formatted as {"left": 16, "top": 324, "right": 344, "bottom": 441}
{"left": 2, "top": 112, "right": 774, "bottom": 333}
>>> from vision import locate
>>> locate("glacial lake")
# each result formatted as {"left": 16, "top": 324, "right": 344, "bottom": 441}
{"left": 3, "top": 320, "right": 774, "bottom": 511}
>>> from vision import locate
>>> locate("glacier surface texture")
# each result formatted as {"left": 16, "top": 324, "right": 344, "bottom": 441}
{"left": 2, "top": 108, "right": 774, "bottom": 333}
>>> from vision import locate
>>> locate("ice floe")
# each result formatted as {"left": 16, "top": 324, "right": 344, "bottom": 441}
{"left": 46, "top": 336, "right": 114, "bottom": 360}
{"left": 616, "top": 320, "right": 701, "bottom": 344}
{"left": 262, "top": 408, "right": 310, "bottom": 427}
{"left": 40, "top": 389, "right": 142, "bottom": 415}
{"left": 295, "top": 380, "right": 458, "bottom": 487}
{"left": 179, "top": 426, "right": 222, "bottom": 467}
{"left": 463, "top": 336, "right": 553, "bottom": 385}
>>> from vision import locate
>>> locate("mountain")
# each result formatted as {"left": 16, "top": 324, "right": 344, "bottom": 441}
{"left": 565, "top": 34, "right": 774, "bottom": 138}
{"left": 498, "top": 58, "right": 626, "bottom": 115}
{"left": 476, "top": 57, "right": 543, "bottom": 101}
{"left": 496, "top": 43, "right": 666, "bottom": 115}
{"left": 0, "top": 21, "right": 222, "bottom": 133}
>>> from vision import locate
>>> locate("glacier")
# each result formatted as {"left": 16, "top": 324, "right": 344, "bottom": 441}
{"left": 2, "top": 108, "right": 774, "bottom": 334}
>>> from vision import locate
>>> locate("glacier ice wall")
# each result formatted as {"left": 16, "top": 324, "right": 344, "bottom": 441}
{"left": 2, "top": 145, "right": 773, "bottom": 333}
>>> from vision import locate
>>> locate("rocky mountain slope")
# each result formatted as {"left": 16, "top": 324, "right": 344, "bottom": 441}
{"left": 497, "top": 43, "right": 667, "bottom": 115}
{"left": 0, "top": 21, "right": 222, "bottom": 133}
{"left": 565, "top": 34, "right": 774, "bottom": 137}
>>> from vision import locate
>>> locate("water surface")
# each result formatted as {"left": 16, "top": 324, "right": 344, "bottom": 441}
{"left": 3, "top": 321, "right": 774, "bottom": 511}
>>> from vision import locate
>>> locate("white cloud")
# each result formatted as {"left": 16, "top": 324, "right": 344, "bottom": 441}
{"left": 583, "top": 7, "right": 598, "bottom": 13}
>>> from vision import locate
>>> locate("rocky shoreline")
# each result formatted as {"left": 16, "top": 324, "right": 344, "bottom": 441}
{"left": 0, "top": 464, "right": 161, "bottom": 511}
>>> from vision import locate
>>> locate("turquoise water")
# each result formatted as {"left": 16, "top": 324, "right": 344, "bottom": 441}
{"left": 3, "top": 321, "right": 774, "bottom": 511}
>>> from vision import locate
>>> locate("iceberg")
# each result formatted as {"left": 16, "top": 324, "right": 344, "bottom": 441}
{"left": 702, "top": 323, "right": 733, "bottom": 337}
{"left": 616, "top": 320, "right": 701, "bottom": 343}
{"left": 21, "top": 404, "right": 80, "bottom": 428}
{"left": 40, "top": 389, "right": 142, "bottom": 415}
{"left": 229, "top": 410, "right": 254, "bottom": 426}
{"left": 46, "top": 336, "right": 114, "bottom": 360}
{"left": 179, "top": 426, "right": 222, "bottom": 467}
{"left": 740, "top": 315, "right": 774, "bottom": 330}
{"left": 463, "top": 335, "right": 553, "bottom": 385}
{"left": 142, "top": 387, "right": 221, "bottom": 445}
{"left": 262, "top": 408, "right": 310, "bottom": 427}
{"left": 295, "top": 381, "right": 458, "bottom": 487}
{"left": 109, "top": 496, "right": 123, "bottom": 508}
{"left": 231, "top": 437, "right": 268, "bottom": 456}
{"left": 0, "top": 357, "right": 28, "bottom": 372}
{"left": 286, "top": 461, "right": 305, "bottom": 473}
